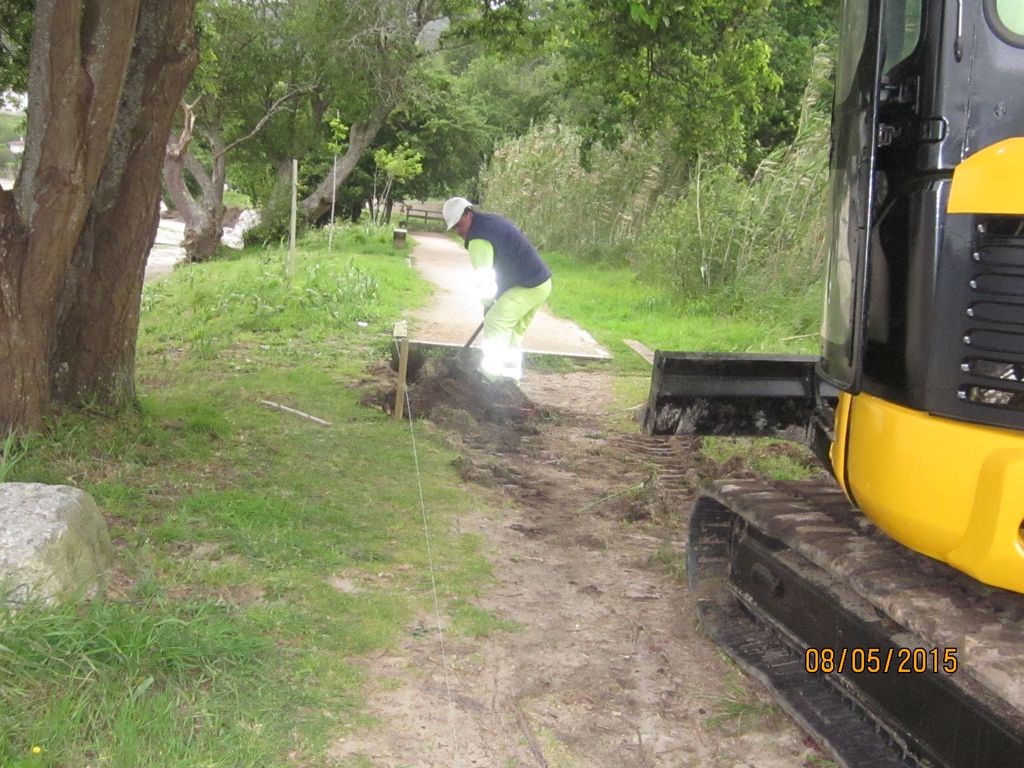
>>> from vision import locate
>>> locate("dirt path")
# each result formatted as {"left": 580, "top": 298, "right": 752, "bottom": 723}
{"left": 144, "top": 216, "right": 186, "bottom": 282}
{"left": 341, "top": 363, "right": 828, "bottom": 767}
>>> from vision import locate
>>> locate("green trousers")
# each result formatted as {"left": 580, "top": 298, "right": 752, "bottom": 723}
{"left": 480, "top": 278, "right": 552, "bottom": 379}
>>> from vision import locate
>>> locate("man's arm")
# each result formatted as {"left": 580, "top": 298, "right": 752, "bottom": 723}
{"left": 468, "top": 238, "right": 497, "bottom": 304}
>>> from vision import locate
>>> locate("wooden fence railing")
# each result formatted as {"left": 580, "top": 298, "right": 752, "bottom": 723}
{"left": 399, "top": 204, "right": 445, "bottom": 227}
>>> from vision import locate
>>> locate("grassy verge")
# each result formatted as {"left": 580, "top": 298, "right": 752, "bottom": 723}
{"left": 1, "top": 225, "right": 498, "bottom": 767}
{"left": 543, "top": 251, "right": 821, "bottom": 377}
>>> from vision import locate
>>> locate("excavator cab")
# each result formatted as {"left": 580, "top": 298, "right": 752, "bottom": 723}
{"left": 823, "top": 0, "right": 1024, "bottom": 593}
{"left": 645, "top": 0, "right": 1024, "bottom": 592}
{"left": 643, "top": 2, "right": 1024, "bottom": 765}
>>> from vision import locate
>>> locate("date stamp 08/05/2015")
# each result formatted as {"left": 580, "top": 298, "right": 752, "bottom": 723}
{"left": 804, "top": 647, "right": 959, "bottom": 675}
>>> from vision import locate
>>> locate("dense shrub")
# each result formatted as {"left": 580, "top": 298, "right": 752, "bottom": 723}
{"left": 633, "top": 106, "right": 829, "bottom": 298}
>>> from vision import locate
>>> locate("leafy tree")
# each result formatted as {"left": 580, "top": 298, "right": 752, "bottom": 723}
{"left": 0, "top": 0, "right": 32, "bottom": 92}
{"left": 298, "top": 0, "right": 450, "bottom": 222}
{"left": 454, "top": 0, "right": 836, "bottom": 167}
{"left": 373, "top": 56, "right": 494, "bottom": 203}
{"left": 164, "top": 0, "right": 315, "bottom": 261}
{"left": 557, "top": 0, "right": 783, "bottom": 163}
{"left": 370, "top": 144, "right": 422, "bottom": 223}
{"left": 206, "top": 0, "right": 455, "bottom": 236}
{"left": 0, "top": 1, "right": 199, "bottom": 433}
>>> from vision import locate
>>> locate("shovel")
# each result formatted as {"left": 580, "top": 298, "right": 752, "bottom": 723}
{"left": 454, "top": 305, "right": 490, "bottom": 370}
{"left": 461, "top": 319, "right": 485, "bottom": 353}
{"left": 454, "top": 319, "right": 485, "bottom": 371}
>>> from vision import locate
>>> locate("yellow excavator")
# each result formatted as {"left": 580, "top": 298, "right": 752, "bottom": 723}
{"left": 643, "top": 1, "right": 1024, "bottom": 765}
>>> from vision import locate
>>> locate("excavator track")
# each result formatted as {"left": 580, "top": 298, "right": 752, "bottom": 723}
{"left": 687, "top": 478, "right": 1024, "bottom": 768}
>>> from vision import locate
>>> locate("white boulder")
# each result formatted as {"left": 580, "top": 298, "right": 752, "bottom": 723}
{"left": 221, "top": 208, "right": 260, "bottom": 250}
{"left": 0, "top": 483, "right": 114, "bottom": 604}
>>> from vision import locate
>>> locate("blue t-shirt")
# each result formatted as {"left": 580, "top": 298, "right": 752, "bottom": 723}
{"left": 465, "top": 212, "right": 552, "bottom": 297}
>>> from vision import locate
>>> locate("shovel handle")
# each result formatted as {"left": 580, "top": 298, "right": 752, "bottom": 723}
{"left": 462, "top": 301, "right": 493, "bottom": 351}
{"left": 463, "top": 319, "right": 485, "bottom": 350}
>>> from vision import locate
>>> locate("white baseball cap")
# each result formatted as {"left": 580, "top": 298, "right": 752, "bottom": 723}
{"left": 442, "top": 196, "right": 473, "bottom": 230}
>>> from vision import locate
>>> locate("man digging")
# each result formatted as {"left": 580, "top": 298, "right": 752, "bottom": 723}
{"left": 442, "top": 196, "right": 553, "bottom": 383}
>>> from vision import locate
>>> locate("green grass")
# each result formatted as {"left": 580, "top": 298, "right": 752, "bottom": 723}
{"left": 648, "top": 547, "right": 687, "bottom": 582}
{"left": 448, "top": 599, "right": 520, "bottom": 637}
{"left": 0, "top": 432, "right": 28, "bottom": 482}
{"left": 142, "top": 224, "right": 425, "bottom": 354}
{"left": 0, "top": 595, "right": 275, "bottom": 766}
{"left": 804, "top": 755, "right": 838, "bottom": 768}
{"left": 701, "top": 436, "right": 823, "bottom": 481}
{"left": 223, "top": 188, "right": 253, "bottom": 209}
{"left": 543, "top": 251, "right": 820, "bottom": 376}
{"left": 0, "top": 224, "right": 493, "bottom": 767}
{"left": 0, "top": 112, "right": 23, "bottom": 142}
{"left": 0, "top": 113, "right": 24, "bottom": 178}
{"left": 541, "top": 246, "right": 826, "bottom": 478}
{"left": 704, "top": 674, "right": 779, "bottom": 732}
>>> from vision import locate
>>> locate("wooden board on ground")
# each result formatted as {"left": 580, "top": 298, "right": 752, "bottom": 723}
{"left": 409, "top": 339, "right": 610, "bottom": 362}
{"left": 623, "top": 339, "right": 655, "bottom": 365}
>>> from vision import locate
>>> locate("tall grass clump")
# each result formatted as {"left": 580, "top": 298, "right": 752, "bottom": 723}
{"left": 632, "top": 46, "right": 834, "bottom": 314}
{"left": 480, "top": 121, "right": 678, "bottom": 262}
{"left": 0, "top": 594, "right": 273, "bottom": 766}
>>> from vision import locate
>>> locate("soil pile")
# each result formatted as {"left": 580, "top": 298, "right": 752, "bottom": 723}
{"left": 405, "top": 356, "right": 535, "bottom": 426}
{"left": 365, "top": 353, "right": 543, "bottom": 452}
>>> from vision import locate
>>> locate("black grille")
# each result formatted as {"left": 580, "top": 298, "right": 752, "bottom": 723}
{"left": 960, "top": 217, "right": 1024, "bottom": 413}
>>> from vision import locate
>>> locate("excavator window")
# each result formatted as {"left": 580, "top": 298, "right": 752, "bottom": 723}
{"left": 986, "top": 0, "right": 1024, "bottom": 45}
{"left": 834, "top": 2, "right": 869, "bottom": 105}
{"left": 882, "top": 0, "right": 924, "bottom": 75}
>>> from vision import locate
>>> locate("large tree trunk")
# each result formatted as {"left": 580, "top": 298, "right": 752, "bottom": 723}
{"left": 300, "top": 103, "right": 393, "bottom": 223}
{"left": 0, "top": 1, "right": 198, "bottom": 433}
{"left": 0, "top": 1, "right": 141, "bottom": 432}
{"left": 52, "top": 0, "right": 199, "bottom": 405}
{"left": 0, "top": 192, "right": 34, "bottom": 429}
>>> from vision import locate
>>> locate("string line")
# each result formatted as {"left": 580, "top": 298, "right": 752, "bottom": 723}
{"left": 398, "top": 347, "right": 461, "bottom": 767}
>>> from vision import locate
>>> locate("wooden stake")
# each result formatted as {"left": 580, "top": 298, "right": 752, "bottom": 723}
{"left": 394, "top": 321, "right": 410, "bottom": 420}
{"left": 287, "top": 158, "right": 297, "bottom": 278}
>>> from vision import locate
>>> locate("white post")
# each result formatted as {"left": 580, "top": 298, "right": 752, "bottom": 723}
{"left": 287, "top": 158, "right": 298, "bottom": 278}
{"left": 328, "top": 154, "right": 337, "bottom": 253}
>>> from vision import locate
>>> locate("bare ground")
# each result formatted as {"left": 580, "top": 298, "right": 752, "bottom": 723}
{"left": 340, "top": 359, "right": 829, "bottom": 767}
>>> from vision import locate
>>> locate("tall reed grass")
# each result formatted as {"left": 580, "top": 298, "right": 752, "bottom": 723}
{"left": 634, "top": 47, "right": 833, "bottom": 303}
{"left": 480, "top": 122, "right": 681, "bottom": 261}
{"left": 480, "top": 47, "right": 834, "bottom": 328}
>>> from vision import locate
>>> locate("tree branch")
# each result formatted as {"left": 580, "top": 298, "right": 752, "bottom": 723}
{"left": 214, "top": 86, "right": 315, "bottom": 160}
{"left": 167, "top": 96, "right": 200, "bottom": 158}
{"left": 182, "top": 150, "right": 210, "bottom": 191}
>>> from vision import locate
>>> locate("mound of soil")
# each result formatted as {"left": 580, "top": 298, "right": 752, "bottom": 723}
{"left": 407, "top": 356, "right": 535, "bottom": 425}
{"left": 364, "top": 354, "right": 543, "bottom": 455}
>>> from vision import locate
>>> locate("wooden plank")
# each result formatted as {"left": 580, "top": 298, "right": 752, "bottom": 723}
{"left": 623, "top": 339, "right": 655, "bottom": 365}
{"left": 408, "top": 339, "right": 611, "bottom": 361}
